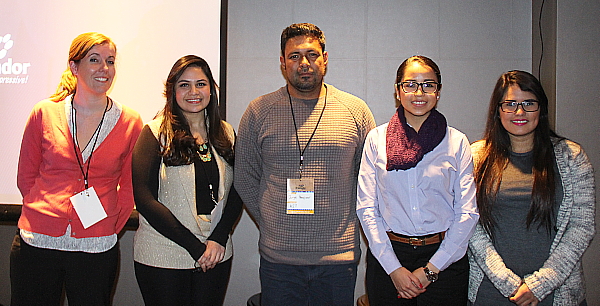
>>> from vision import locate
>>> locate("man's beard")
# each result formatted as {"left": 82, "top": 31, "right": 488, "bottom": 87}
{"left": 289, "top": 72, "right": 322, "bottom": 92}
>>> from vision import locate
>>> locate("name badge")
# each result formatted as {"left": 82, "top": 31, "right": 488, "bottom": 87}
{"left": 70, "top": 186, "right": 107, "bottom": 229}
{"left": 287, "top": 178, "right": 314, "bottom": 214}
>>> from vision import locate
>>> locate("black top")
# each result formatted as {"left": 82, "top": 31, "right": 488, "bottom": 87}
{"left": 132, "top": 125, "right": 243, "bottom": 261}
{"left": 194, "top": 152, "right": 220, "bottom": 214}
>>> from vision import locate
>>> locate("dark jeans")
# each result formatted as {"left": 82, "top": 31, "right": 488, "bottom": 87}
{"left": 134, "top": 258, "right": 232, "bottom": 306}
{"left": 259, "top": 257, "right": 357, "bottom": 306}
{"left": 366, "top": 241, "right": 469, "bottom": 306}
{"left": 10, "top": 234, "right": 118, "bottom": 306}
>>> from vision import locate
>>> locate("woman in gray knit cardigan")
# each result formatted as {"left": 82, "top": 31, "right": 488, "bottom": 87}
{"left": 468, "top": 70, "right": 595, "bottom": 306}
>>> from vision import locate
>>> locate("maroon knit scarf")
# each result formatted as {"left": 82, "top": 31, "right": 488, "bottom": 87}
{"left": 386, "top": 106, "right": 447, "bottom": 171}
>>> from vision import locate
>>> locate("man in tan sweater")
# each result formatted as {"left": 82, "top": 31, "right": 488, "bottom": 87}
{"left": 235, "top": 23, "right": 375, "bottom": 306}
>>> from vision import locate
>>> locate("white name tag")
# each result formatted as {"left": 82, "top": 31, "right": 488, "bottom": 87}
{"left": 287, "top": 178, "right": 314, "bottom": 214}
{"left": 70, "top": 186, "right": 107, "bottom": 229}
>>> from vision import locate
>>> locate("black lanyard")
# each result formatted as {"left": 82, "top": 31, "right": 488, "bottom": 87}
{"left": 71, "top": 97, "right": 109, "bottom": 189}
{"left": 287, "top": 84, "right": 327, "bottom": 178}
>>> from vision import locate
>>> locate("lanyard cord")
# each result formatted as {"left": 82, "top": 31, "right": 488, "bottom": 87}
{"left": 71, "top": 96, "right": 110, "bottom": 189}
{"left": 287, "top": 84, "right": 327, "bottom": 178}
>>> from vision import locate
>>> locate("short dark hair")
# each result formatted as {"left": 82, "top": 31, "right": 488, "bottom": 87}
{"left": 280, "top": 23, "right": 326, "bottom": 56}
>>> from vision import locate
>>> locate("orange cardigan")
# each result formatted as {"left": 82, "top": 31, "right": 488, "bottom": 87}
{"left": 17, "top": 98, "right": 142, "bottom": 238}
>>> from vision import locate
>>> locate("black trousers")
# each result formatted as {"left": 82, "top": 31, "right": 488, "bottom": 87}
{"left": 135, "top": 258, "right": 232, "bottom": 306}
{"left": 10, "top": 234, "right": 119, "bottom": 306}
{"left": 366, "top": 240, "right": 469, "bottom": 306}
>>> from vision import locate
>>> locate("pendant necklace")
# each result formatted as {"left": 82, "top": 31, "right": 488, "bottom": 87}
{"left": 197, "top": 141, "right": 212, "bottom": 162}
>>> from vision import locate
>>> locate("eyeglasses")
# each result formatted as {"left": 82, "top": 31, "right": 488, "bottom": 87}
{"left": 499, "top": 100, "right": 540, "bottom": 113}
{"left": 397, "top": 81, "right": 440, "bottom": 94}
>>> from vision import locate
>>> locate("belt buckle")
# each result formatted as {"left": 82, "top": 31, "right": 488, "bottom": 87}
{"left": 408, "top": 237, "right": 425, "bottom": 246}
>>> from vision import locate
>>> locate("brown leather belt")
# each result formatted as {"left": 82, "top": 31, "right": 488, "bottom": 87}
{"left": 387, "top": 231, "right": 445, "bottom": 246}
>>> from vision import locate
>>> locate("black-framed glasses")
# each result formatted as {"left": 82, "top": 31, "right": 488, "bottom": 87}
{"left": 397, "top": 81, "right": 440, "bottom": 94}
{"left": 499, "top": 100, "right": 540, "bottom": 113}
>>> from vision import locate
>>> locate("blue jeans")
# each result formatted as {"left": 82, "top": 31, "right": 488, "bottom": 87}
{"left": 259, "top": 257, "right": 357, "bottom": 306}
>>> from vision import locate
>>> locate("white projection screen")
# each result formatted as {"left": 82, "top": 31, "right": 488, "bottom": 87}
{"left": 0, "top": 1, "right": 224, "bottom": 204}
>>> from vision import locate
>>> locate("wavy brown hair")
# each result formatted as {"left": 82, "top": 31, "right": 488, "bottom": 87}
{"left": 475, "top": 70, "right": 562, "bottom": 238}
{"left": 158, "top": 55, "right": 234, "bottom": 166}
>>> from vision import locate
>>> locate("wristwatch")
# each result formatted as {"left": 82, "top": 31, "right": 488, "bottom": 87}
{"left": 423, "top": 266, "right": 438, "bottom": 283}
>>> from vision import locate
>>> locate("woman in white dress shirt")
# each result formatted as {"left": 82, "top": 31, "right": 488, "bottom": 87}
{"left": 357, "top": 55, "right": 479, "bottom": 305}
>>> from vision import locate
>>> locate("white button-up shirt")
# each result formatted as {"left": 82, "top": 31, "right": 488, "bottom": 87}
{"left": 357, "top": 123, "right": 478, "bottom": 274}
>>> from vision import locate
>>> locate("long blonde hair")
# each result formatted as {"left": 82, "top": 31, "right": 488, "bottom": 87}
{"left": 50, "top": 32, "right": 116, "bottom": 102}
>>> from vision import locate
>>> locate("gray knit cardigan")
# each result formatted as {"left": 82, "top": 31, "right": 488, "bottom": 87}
{"left": 468, "top": 138, "right": 596, "bottom": 305}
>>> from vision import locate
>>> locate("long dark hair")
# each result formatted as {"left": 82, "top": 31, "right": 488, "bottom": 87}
{"left": 158, "top": 55, "right": 234, "bottom": 166}
{"left": 476, "top": 70, "right": 561, "bottom": 238}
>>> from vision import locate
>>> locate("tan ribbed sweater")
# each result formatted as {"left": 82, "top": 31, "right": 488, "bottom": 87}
{"left": 235, "top": 85, "right": 375, "bottom": 265}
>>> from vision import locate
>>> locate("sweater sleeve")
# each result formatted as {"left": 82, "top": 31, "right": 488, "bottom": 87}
{"left": 524, "top": 141, "right": 596, "bottom": 301}
{"left": 207, "top": 122, "right": 243, "bottom": 246}
{"left": 468, "top": 140, "right": 522, "bottom": 297}
{"left": 207, "top": 185, "right": 243, "bottom": 246}
{"left": 17, "top": 105, "right": 44, "bottom": 198}
{"left": 132, "top": 126, "right": 206, "bottom": 261}
{"left": 354, "top": 101, "right": 376, "bottom": 175}
{"left": 234, "top": 102, "right": 263, "bottom": 223}
{"left": 468, "top": 223, "right": 523, "bottom": 297}
{"left": 114, "top": 110, "right": 143, "bottom": 233}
